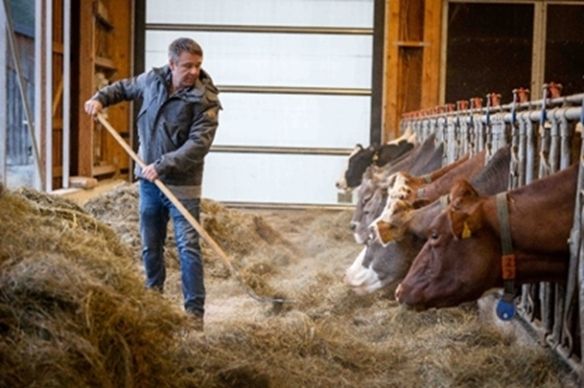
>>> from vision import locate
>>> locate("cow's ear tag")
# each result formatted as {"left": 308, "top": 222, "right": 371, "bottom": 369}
{"left": 496, "top": 299, "right": 516, "bottom": 321}
{"left": 461, "top": 222, "right": 472, "bottom": 239}
{"left": 372, "top": 153, "right": 379, "bottom": 162}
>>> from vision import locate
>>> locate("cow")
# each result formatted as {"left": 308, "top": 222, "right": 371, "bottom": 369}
{"left": 336, "top": 132, "right": 416, "bottom": 191}
{"left": 372, "top": 146, "right": 511, "bottom": 245}
{"left": 395, "top": 163, "right": 577, "bottom": 310}
{"left": 350, "top": 135, "right": 444, "bottom": 244}
{"left": 388, "top": 150, "right": 484, "bottom": 206}
{"left": 348, "top": 146, "right": 511, "bottom": 295}
{"left": 344, "top": 235, "right": 424, "bottom": 295}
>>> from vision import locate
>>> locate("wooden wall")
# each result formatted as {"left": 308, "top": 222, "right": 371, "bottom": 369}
{"left": 72, "top": 0, "right": 133, "bottom": 180}
{"left": 383, "top": 0, "right": 442, "bottom": 141}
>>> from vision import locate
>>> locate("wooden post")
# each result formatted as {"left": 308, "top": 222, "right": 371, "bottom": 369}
{"left": 77, "top": 0, "right": 95, "bottom": 177}
{"left": 421, "top": 0, "right": 442, "bottom": 108}
{"left": 383, "top": 0, "right": 443, "bottom": 141}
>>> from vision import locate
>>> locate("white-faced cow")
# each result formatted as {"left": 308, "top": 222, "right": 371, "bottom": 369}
{"left": 395, "top": 163, "right": 576, "bottom": 310}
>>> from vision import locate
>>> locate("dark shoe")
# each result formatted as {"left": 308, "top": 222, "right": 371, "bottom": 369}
{"left": 186, "top": 309, "right": 204, "bottom": 331}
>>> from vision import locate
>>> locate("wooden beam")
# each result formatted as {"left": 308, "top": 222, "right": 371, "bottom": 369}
{"left": 421, "top": 0, "right": 442, "bottom": 108}
{"left": 370, "top": 0, "right": 385, "bottom": 145}
{"left": 63, "top": 0, "right": 72, "bottom": 189}
{"left": 384, "top": 0, "right": 400, "bottom": 141}
{"left": 77, "top": 0, "right": 95, "bottom": 177}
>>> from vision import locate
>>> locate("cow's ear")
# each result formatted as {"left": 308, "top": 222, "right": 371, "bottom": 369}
{"left": 448, "top": 202, "right": 482, "bottom": 239}
{"left": 449, "top": 180, "right": 479, "bottom": 210}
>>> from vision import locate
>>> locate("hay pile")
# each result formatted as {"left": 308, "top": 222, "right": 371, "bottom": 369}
{"left": 0, "top": 185, "right": 576, "bottom": 387}
{"left": 84, "top": 184, "right": 297, "bottom": 283}
{"left": 0, "top": 187, "right": 190, "bottom": 387}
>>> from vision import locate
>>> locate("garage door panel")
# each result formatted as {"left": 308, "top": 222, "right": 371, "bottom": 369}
{"left": 147, "top": 0, "right": 373, "bottom": 28}
{"left": 203, "top": 153, "right": 348, "bottom": 204}
{"left": 214, "top": 93, "right": 370, "bottom": 148}
{"left": 146, "top": 31, "right": 372, "bottom": 88}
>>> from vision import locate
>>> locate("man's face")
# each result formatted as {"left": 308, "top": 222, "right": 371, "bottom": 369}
{"left": 169, "top": 51, "right": 203, "bottom": 91}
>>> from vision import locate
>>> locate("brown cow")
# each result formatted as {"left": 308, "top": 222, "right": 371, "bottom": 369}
{"left": 350, "top": 136, "right": 444, "bottom": 244}
{"left": 395, "top": 163, "right": 577, "bottom": 310}
{"left": 373, "top": 146, "right": 511, "bottom": 245}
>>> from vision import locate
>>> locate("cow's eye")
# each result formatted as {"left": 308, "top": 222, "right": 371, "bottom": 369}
{"left": 431, "top": 231, "right": 439, "bottom": 240}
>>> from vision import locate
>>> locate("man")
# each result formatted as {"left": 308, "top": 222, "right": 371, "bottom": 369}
{"left": 84, "top": 37, "right": 221, "bottom": 329}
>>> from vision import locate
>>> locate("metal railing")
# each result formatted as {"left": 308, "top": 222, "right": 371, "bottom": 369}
{"left": 400, "top": 87, "right": 584, "bottom": 379}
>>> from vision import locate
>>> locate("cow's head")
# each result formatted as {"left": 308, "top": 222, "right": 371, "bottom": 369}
{"left": 354, "top": 187, "right": 388, "bottom": 244}
{"left": 350, "top": 167, "right": 385, "bottom": 243}
{"left": 395, "top": 180, "right": 500, "bottom": 310}
{"left": 370, "top": 199, "right": 414, "bottom": 245}
{"left": 336, "top": 144, "right": 377, "bottom": 191}
{"left": 344, "top": 237, "right": 421, "bottom": 295}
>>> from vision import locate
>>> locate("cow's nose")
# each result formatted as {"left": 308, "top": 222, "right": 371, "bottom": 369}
{"left": 395, "top": 283, "right": 403, "bottom": 302}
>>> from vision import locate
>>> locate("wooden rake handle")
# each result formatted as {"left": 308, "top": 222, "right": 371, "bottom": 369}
{"left": 96, "top": 114, "right": 289, "bottom": 305}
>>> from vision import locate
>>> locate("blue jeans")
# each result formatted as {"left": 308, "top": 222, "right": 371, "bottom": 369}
{"left": 139, "top": 180, "right": 205, "bottom": 315}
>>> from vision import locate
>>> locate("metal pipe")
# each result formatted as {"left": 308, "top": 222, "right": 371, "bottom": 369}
{"left": 44, "top": 0, "right": 52, "bottom": 191}
{"left": 146, "top": 23, "right": 372, "bottom": 36}
{"left": 210, "top": 145, "right": 353, "bottom": 156}
{"left": 218, "top": 85, "right": 371, "bottom": 96}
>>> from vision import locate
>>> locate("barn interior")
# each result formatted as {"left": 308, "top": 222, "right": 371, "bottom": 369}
{"left": 2, "top": 0, "right": 584, "bottom": 386}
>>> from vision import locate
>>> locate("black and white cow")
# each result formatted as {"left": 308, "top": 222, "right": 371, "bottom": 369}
{"left": 336, "top": 132, "right": 416, "bottom": 191}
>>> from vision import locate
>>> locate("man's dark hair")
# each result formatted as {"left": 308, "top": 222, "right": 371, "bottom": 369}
{"left": 168, "top": 37, "right": 203, "bottom": 63}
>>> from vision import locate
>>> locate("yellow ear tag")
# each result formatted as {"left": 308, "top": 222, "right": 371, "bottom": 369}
{"left": 372, "top": 153, "right": 379, "bottom": 162}
{"left": 462, "top": 222, "right": 472, "bottom": 239}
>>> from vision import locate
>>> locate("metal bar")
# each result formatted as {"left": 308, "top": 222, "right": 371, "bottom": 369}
{"left": 220, "top": 201, "right": 355, "bottom": 212}
{"left": 44, "top": 0, "right": 52, "bottom": 191}
{"left": 217, "top": 85, "right": 371, "bottom": 96}
{"left": 210, "top": 145, "right": 353, "bottom": 156}
{"left": 33, "top": 0, "right": 42, "bottom": 189}
{"left": 405, "top": 106, "right": 584, "bottom": 127}
{"left": 62, "top": 0, "right": 71, "bottom": 189}
{"left": 146, "top": 23, "right": 372, "bottom": 36}
{"left": 402, "top": 94, "right": 584, "bottom": 121}
{"left": 3, "top": 0, "right": 43, "bottom": 188}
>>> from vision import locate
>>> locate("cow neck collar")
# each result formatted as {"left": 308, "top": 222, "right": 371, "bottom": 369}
{"left": 495, "top": 191, "right": 517, "bottom": 320}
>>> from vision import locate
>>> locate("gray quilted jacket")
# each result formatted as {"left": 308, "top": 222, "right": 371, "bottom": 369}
{"left": 91, "top": 65, "right": 221, "bottom": 196}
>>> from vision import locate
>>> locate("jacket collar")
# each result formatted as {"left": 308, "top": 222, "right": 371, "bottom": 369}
{"left": 152, "top": 65, "right": 217, "bottom": 98}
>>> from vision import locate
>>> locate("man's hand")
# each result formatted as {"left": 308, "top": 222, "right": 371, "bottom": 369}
{"left": 84, "top": 99, "right": 103, "bottom": 116}
{"left": 141, "top": 163, "right": 159, "bottom": 182}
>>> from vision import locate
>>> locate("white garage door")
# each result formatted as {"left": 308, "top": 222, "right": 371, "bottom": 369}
{"left": 145, "top": 0, "right": 374, "bottom": 206}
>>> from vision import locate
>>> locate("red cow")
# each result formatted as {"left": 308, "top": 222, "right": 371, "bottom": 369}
{"left": 373, "top": 146, "right": 510, "bottom": 245}
{"left": 395, "top": 163, "right": 576, "bottom": 310}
